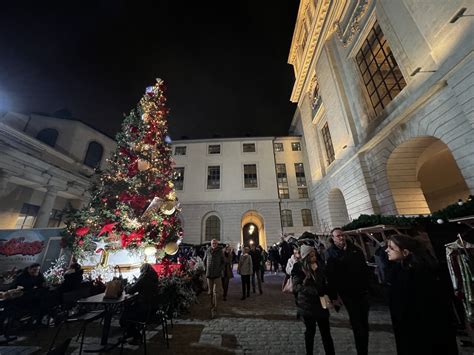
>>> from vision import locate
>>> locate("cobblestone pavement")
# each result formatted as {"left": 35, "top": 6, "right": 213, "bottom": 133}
{"left": 177, "top": 272, "right": 396, "bottom": 354}
{"left": 9, "top": 271, "right": 474, "bottom": 354}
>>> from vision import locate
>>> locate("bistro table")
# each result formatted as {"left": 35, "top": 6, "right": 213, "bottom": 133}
{"left": 77, "top": 292, "right": 137, "bottom": 352}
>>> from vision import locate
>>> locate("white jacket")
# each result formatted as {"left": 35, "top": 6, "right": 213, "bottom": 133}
{"left": 286, "top": 255, "right": 299, "bottom": 275}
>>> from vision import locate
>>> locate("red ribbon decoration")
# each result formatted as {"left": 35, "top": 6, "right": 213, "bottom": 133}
{"left": 98, "top": 222, "right": 117, "bottom": 237}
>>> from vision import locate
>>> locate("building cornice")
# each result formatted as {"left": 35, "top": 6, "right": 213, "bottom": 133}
{"left": 289, "top": 0, "right": 334, "bottom": 103}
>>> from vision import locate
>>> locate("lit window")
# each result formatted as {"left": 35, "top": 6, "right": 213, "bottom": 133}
{"left": 84, "top": 141, "right": 103, "bottom": 168}
{"left": 174, "top": 146, "right": 186, "bottom": 155}
{"left": 243, "top": 143, "right": 256, "bottom": 152}
{"left": 207, "top": 166, "right": 220, "bottom": 189}
{"left": 281, "top": 210, "right": 293, "bottom": 227}
{"left": 356, "top": 22, "right": 406, "bottom": 115}
{"left": 208, "top": 144, "right": 221, "bottom": 154}
{"left": 274, "top": 143, "right": 284, "bottom": 152}
{"left": 302, "top": 209, "right": 313, "bottom": 226}
{"left": 244, "top": 164, "right": 258, "bottom": 188}
{"left": 294, "top": 163, "right": 307, "bottom": 187}
{"left": 36, "top": 128, "right": 58, "bottom": 147}
{"left": 15, "top": 203, "right": 40, "bottom": 229}
{"left": 291, "top": 142, "right": 301, "bottom": 151}
{"left": 321, "top": 123, "right": 335, "bottom": 165}
{"left": 276, "top": 164, "right": 289, "bottom": 199}
{"left": 174, "top": 167, "right": 185, "bottom": 190}
{"left": 298, "top": 188, "right": 309, "bottom": 199}
{"left": 205, "top": 215, "right": 220, "bottom": 241}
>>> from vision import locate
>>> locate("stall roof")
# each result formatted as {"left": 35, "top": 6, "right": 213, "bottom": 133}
{"left": 344, "top": 224, "right": 410, "bottom": 235}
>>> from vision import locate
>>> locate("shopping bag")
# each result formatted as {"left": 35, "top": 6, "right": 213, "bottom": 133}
{"left": 282, "top": 277, "right": 294, "bottom": 293}
{"left": 104, "top": 279, "right": 123, "bottom": 299}
{"left": 104, "top": 265, "right": 125, "bottom": 299}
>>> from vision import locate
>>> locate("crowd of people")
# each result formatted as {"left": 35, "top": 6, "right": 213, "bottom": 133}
{"left": 1, "top": 229, "right": 461, "bottom": 353}
{"left": 200, "top": 229, "right": 460, "bottom": 355}
{"left": 288, "top": 228, "right": 459, "bottom": 355}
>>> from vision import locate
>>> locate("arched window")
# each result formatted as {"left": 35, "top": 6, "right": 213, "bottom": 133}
{"left": 205, "top": 215, "right": 220, "bottom": 241}
{"left": 36, "top": 128, "right": 58, "bottom": 147}
{"left": 84, "top": 141, "right": 103, "bottom": 168}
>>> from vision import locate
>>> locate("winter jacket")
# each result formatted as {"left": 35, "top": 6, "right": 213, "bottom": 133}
{"left": 388, "top": 262, "right": 458, "bottom": 355}
{"left": 291, "top": 261, "right": 330, "bottom": 319}
{"left": 285, "top": 255, "right": 299, "bottom": 275}
{"left": 223, "top": 251, "right": 234, "bottom": 279}
{"left": 249, "top": 248, "right": 262, "bottom": 272}
{"left": 127, "top": 267, "right": 160, "bottom": 308}
{"left": 238, "top": 254, "right": 253, "bottom": 276}
{"left": 203, "top": 246, "right": 225, "bottom": 279}
{"left": 325, "top": 241, "right": 369, "bottom": 298}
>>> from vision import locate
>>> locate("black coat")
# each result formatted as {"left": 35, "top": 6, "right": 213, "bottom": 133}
{"left": 13, "top": 271, "right": 45, "bottom": 291}
{"left": 291, "top": 262, "right": 329, "bottom": 319}
{"left": 388, "top": 262, "right": 458, "bottom": 355}
{"left": 325, "top": 241, "right": 369, "bottom": 298}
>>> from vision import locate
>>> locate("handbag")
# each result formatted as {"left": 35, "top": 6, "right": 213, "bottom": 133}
{"left": 282, "top": 277, "right": 294, "bottom": 293}
{"left": 104, "top": 266, "right": 125, "bottom": 299}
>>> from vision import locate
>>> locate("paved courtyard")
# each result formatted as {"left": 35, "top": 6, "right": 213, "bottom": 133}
{"left": 7, "top": 271, "right": 474, "bottom": 354}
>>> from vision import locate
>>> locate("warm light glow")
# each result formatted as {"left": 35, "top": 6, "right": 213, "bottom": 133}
{"left": 144, "top": 245, "right": 157, "bottom": 256}
{"left": 248, "top": 224, "right": 255, "bottom": 235}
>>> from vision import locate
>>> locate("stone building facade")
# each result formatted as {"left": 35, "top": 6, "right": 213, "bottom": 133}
{"left": 0, "top": 112, "right": 115, "bottom": 229}
{"left": 288, "top": 0, "right": 474, "bottom": 231}
{"left": 171, "top": 136, "right": 315, "bottom": 248}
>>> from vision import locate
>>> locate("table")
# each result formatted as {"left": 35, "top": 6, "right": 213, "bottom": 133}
{"left": 77, "top": 292, "right": 137, "bottom": 352}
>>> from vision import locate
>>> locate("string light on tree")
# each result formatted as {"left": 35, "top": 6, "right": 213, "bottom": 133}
{"left": 62, "top": 78, "right": 183, "bottom": 261}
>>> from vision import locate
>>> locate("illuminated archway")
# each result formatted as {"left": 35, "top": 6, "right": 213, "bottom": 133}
{"left": 241, "top": 211, "right": 266, "bottom": 249}
{"left": 328, "top": 188, "right": 350, "bottom": 228}
{"left": 387, "top": 136, "right": 469, "bottom": 214}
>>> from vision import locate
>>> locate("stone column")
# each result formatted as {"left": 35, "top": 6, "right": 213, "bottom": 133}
{"left": 0, "top": 170, "right": 11, "bottom": 197}
{"left": 34, "top": 186, "right": 59, "bottom": 228}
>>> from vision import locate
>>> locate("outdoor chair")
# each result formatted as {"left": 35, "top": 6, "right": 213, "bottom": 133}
{"left": 48, "top": 309, "right": 105, "bottom": 355}
{"left": 119, "top": 306, "right": 169, "bottom": 355}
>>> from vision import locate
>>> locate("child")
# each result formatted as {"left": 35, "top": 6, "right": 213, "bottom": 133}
{"left": 237, "top": 246, "right": 253, "bottom": 300}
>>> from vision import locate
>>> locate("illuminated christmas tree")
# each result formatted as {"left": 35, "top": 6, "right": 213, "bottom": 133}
{"left": 63, "top": 78, "right": 182, "bottom": 260}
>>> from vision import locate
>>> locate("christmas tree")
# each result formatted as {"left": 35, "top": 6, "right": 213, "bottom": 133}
{"left": 63, "top": 78, "right": 182, "bottom": 260}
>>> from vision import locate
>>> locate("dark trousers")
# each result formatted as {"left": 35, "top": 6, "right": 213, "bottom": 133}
{"left": 251, "top": 270, "right": 262, "bottom": 293}
{"left": 222, "top": 277, "right": 230, "bottom": 298}
{"left": 241, "top": 275, "right": 250, "bottom": 297}
{"left": 303, "top": 316, "right": 335, "bottom": 355}
{"left": 341, "top": 293, "right": 369, "bottom": 355}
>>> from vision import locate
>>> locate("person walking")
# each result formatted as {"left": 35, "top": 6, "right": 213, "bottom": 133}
{"left": 237, "top": 246, "right": 253, "bottom": 300}
{"left": 279, "top": 236, "right": 292, "bottom": 272}
{"left": 386, "top": 234, "right": 458, "bottom": 355}
{"left": 268, "top": 245, "right": 280, "bottom": 273}
{"left": 259, "top": 246, "right": 268, "bottom": 283}
{"left": 222, "top": 244, "right": 234, "bottom": 301}
{"left": 326, "top": 228, "right": 370, "bottom": 355}
{"left": 292, "top": 245, "right": 335, "bottom": 355}
{"left": 203, "top": 239, "right": 225, "bottom": 318}
{"left": 249, "top": 244, "right": 263, "bottom": 294}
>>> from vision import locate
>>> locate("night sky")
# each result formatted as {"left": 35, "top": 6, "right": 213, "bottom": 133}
{"left": 0, "top": 1, "right": 299, "bottom": 139}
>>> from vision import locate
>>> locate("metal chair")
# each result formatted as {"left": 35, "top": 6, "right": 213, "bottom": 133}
{"left": 119, "top": 306, "right": 169, "bottom": 355}
{"left": 48, "top": 309, "right": 105, "bottom": 355}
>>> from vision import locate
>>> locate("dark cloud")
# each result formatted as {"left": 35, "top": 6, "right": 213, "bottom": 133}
{"left": 0, "top": 1, "right": 298, "bottom": 139}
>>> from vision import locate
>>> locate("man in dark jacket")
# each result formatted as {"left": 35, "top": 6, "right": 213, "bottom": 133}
{"left": 326, "top": 228, "right": 370, "bottom": 355}
{"left": 203, "top": 239, "right": 224, "bottom": 317}
{"left": 249, "top": 244, "right": 263, "bottom": 294}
